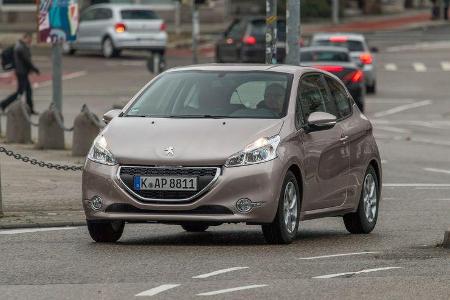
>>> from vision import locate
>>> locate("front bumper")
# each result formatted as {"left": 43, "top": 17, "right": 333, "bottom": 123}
{"left": 82, "top": 159, "right": 285, "bottom": 224}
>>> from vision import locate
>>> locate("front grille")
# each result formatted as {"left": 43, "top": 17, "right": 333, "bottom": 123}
{"left": 118, "top": 166, "right": 220, "bottom": 203}
{"left": 105, "top": 204, "right": 233, "bottom": 215}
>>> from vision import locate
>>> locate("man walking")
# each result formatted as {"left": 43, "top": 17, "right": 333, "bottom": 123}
{"left": 445, "top": 0, "right": 450, "bottom": 20}
{"left": 0, "top": 32, "right": 40, "bottom": 114}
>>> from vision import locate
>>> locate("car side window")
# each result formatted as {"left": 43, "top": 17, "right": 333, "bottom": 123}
{"left": 298, "top": 74, "right": 338, "bottom": 123}
{"left": 226, "top": 20, "right": 245, "bottom": 40}
{"left": 325, "top": 77, "right": 352, "bottom": 119}
{"left": 80, "top": 9, "right": 96, "bottom": 22}
{"left": 95, "top": 8, "right": 112, "bottom": 20}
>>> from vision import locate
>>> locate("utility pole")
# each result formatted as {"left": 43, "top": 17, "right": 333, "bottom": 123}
{"left": 52, "top": 41, "right": 63, "bottom": 112}
{"left": 265, "top": 0, "right": 277, "bottom": 64}
{"left": 285, "top": 0, "right": 300, "bottom": 65}
{"left": 191, "top": 0, "right": 200, "bottom": 64}
{"left": 332, "top": 0, "right": 339, "bottom": 24}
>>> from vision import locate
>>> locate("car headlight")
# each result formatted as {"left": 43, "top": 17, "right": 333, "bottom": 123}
{"left": 225, "top": 135, "right": 281, "bottom": 167}
{"left": 87, "top": 135, "right": 117, "bottom": 166}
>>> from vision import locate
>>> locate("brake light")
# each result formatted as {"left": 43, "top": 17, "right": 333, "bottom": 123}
{"left": 115, "top": 23, "right": 126, "bottom": 33}
{"left": 344, "top": 70, "right": 364, "bottom": 83}
{"left": 243, "top": 36, "right": 257, "bottom": 45}
{"left": 313, "top": 65, "right": 344, "bottom": 73}
{"left": 330, "top": 36, "right": 348, "bottom": 43}
{"left": 360, "top": 53, "right": 373, "bottom": 65}
{"left": 160, "top": 22, "right": 167, "bottom": 31}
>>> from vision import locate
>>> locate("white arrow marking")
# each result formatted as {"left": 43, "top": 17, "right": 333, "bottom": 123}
{"left": 298, "top": 251, "right": 378, "bottom": 260}
{"left": 193, "top": 267, "right": 249, "bottom": 279}
{"left": 135, "top": 284, "right": 180, "bottom": 297}
{"left": 314, "top": 267, "right": 402, "bottom": 279}
{"left": 197, "top": 285, "right": 267, "bottom": 296}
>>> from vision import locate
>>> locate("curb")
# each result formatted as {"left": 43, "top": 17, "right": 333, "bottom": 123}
{"left": 0, "top": 220, "right": 86, "bottom": 230}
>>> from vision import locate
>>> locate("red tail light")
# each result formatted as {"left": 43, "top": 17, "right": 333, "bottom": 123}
{"left": 115, "top": 23, "right": 126, "bottom": 33}
{"left": 344, "top": 70, "right": 364, "bottom": 83}
{"left": 330, "top": 36, "right": 348, "bottom": 43}
{"left": 312, "top": 65, "right": 344, "bottom": 73}
{"left": 359, "top": 53, "right": 373, "bottom": 65}
{"left": 160, "top": 22, "right": 167, "bottom": 31}
{"left": 243, "top": 36, "right": 257, "bottom": 45}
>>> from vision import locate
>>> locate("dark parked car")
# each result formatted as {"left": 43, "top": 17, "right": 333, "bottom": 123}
{"left": 300, "top": 46, "right": 365, "bottom": 112}
{"left": 215, "top": 17, "right": 286, "bottom": 63}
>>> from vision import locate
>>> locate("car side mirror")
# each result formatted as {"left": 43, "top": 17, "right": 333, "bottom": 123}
{"left": 370, "top": 46, "right": 379, "bottom": 53}
{"left": 305, "top": 112, "right": 337, "bottom": 133}
{"left": 103, "top": 109, "right": 121, "bottom": 124}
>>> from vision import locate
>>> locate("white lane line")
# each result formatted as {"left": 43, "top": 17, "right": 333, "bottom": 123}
{"left": 412, "top": 62, "right": 427, "bottom": 72}
{"left": 373, "top": 100, "right": 432, "bottom": 118}
{"left": 193, "top": 267, "right": 249, "bottom": 279}
{"left": 366, "top": 98, "right": 415, "bottom": 104}
{"left": 197, "top": 285, "right": 267, "bottom": 296}
{"left": 441, "top": 62, "right": 450, "bottom": 71}
{"left": 313, "top": 267, "right": 402, "bottom": 279}
{"left": 384, "top": 63, "right": 397, "bottom": 71}
{"left": 33, "top": 71, "right": 88, "bottom": 89}
{"left": 135, "top": 284, "right": 180, "bottom": 297}
{"left": 0, "top": 227, "right": 77, "bottom": 235}
{"left": 385, "top": 183, "right": 450, "bottom": 187}
{"left": 298, "top": 251, "right": 378, "bottom": 260}
{"left": 424, "top": 168, "right": 450, "bottom": 175}
{"left": 375, "top": 126, "right": 410, "bottom": 134}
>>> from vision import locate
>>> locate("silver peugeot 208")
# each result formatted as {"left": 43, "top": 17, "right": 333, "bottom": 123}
{"left": 83, "top": 64, "right": 382, "bottom": 244}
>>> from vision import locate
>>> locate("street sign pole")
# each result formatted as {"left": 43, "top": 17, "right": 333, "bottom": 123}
{"left": 191, "top": 0, "right": 199, "bottom": 64}
{"left": 285, "top": 0, "right": 300, "bottom": 65}
{"left": 265, "top": 0, "right": 277, "bottom": 64}
{"left": 332, "top": 0, "right": 339, "bottom": 24}
{"left": 0, "top": 162, "right": 3, "bottom": 218}
{"left": 52, "top": 42, "right": 63, "bottom": 112}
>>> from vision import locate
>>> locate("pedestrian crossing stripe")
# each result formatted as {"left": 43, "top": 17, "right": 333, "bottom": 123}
{"left": 383, "top": 63, "right": 450, "bottom": 72}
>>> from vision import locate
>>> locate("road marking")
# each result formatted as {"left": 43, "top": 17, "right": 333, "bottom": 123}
{"left": 385, "top": 183, "right": 450, "bottom": 187}
{"left": 373, "top": 100, "right": 432, "bottom": 118}
{"left": 197, "top": 285, "right": 267, "bottom": 296}
{"left": 193, "top": 267, "right": 249, "bottom": 279}
{"left": 424, "top": 168, "right": 450, "bottom": 175}
{"left": 366, "top": 98, "right": 415, "bottom": 104}
{"left": 375, "top": 126, "right": 410, "bottom": 134}
{"left": 0, "top": 227, "right": 77, "bottom": 235}
{"left": 298, "top": 251, "right": 378, "bottom": 260}
{"left": 135, "top": 284, "right": 180, "bottom": 297}
{"left": 33, "top": 71, "right": 88, "bottom": 88}
{"left": 384, "top": 63, "right": 397, "bottom": 71}
{"left": 313, "top": 267, "right": 402, "bottom": 279}
{"left": 412, "top": 63, "right": 427, "bottom": 72}
{"left": 386, "top": 41, "right": 450, "bottom": 52}
{"left": 441, "top": 62, "right": 450, "bottom": 71}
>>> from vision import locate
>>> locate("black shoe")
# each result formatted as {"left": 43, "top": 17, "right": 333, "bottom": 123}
{"left": 31, "top": 110, "right": 39, "bottom": 115}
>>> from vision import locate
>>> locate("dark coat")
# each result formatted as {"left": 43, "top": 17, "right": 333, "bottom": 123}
{"left": 13, "top": 40, "right": 39, "bottom": 75}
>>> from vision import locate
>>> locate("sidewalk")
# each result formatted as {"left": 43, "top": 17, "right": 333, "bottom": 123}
{"left": 0, "top": 141, "right": 85, "bottom": 229}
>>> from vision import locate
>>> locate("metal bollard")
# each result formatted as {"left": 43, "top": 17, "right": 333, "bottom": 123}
{"left": 72, "top": 105, "right": 103, "bottom": 157}
{"left": 6, "top": 100, "right": 32, "bottom": 144}
{"left": 36, "top": 108, "right": 65, "bottom": 150}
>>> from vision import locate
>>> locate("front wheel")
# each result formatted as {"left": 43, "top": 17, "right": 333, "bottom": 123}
{"left": 102, "top": 37, "right": 119, "bottom": 58}
{"left": 343, "top": 166, "right": 379, "bottom": 234}
{"left": 87, "top": 220, "right": 124, "bottom": 242}
{"left": 262, "top": 171, "right": 300, "bottom": 244}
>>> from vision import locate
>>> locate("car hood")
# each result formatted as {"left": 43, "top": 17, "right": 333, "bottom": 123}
{"left": 103, "top": 117, "right": 284, "bottom": 166}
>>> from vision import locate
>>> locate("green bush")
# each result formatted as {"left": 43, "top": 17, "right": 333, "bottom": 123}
{"left": 301, "top": 0, "right": 332, "bottom": 19}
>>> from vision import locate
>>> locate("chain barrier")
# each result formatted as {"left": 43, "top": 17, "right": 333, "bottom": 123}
{"left": 50, "top": 103, "right": 74, "bottom": 132}
{"left": 0, "top": 146, "right": 83, "bottom": 171}
{"left": 81, "top": 104, "right": 106, "bottom": 129}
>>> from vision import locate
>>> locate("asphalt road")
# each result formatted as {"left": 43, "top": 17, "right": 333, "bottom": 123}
{"left": 1, "top": 25, "right": 450, "bottom": 299}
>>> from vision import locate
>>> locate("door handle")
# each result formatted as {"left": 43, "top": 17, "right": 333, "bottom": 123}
{"left": 339, "top": 136, "right": 349, "bottom": 143}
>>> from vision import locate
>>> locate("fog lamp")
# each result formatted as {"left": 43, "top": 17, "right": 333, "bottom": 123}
{"left": 90, "top": 196, "right": 103, "bottom": 211}
{"left": 236, "top": 198, "right": 262, "bottom": 213}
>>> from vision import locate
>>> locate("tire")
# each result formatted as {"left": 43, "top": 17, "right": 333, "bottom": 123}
{"left": 343, "top": 165, "right": 379, "bottom": 234}
{"left": 262, "top": 171, "right": 300, "bottom": 244}
{"left": 102, "top": 37, "right": 119, "bottom": 58}
{"left": 181, "top": 223, "right": 209, "bottom": 232}
{"left": 366, "top": 81, "right": 376, "bottom": 94}
{"left": 87, "top": 220, "right": 125, "bottom": 242}
{"left": 62, "top": 43, "right": 76, "bottom": 55}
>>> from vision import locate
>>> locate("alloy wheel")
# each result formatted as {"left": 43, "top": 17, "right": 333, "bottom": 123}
{"left": 283, "top": 181, "right": 298, "bottom": 234}
{"left": 363, "top": 173, "right": 377, "bottom": 223}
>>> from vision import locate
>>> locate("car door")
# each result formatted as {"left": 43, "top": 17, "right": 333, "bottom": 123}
{"left": 297, "top": 73, "right": 349, "bottom": 211}
{"left": 91, "top": 8, "right": 114, "bottom": 50}
{"left": 325, "top": 76, "right": 362, "bottom": 205}
{"left": 76, "top": 8, "right": 97, "bottom": 49}
{"left": 217, "top": 19, "right": 246, "bottom": 62}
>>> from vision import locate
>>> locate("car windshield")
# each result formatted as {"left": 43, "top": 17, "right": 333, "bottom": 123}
{"left": 301, "top": 50, "right": 350, "bottom": 62}
{"left": 125, "top": 71, "right": 293, "bottom": 119}
{"left": 121, "top": 10, "right": 158, "bottom": 20}
{"left": 250, "top": 20, "right": 286, "bottom": 41}
{"left": 313, "top": 39, "right": 365, "bottom": 52}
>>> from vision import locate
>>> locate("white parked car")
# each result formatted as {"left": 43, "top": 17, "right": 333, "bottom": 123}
{"left": 65, "top": 4, "right": 167, "bottom": 58}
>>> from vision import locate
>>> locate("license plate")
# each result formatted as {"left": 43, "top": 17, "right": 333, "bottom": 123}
{"left": 133, "top": 176, "right": 197, "bottom": 191}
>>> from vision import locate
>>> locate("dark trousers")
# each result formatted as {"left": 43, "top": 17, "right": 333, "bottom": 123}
{"left": 0, "top": 73, "right": 33, "bottom": 111}
{"left": 445, "top": 4, "right": 449, "bottom": 20}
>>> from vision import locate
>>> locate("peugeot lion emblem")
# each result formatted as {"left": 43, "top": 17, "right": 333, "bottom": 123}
{"left": 164, "top": 146, "right": 175, "bottom": 157}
